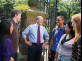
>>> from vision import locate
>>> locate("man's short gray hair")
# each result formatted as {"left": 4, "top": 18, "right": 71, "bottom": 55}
{"left": 36, "top": 16, "right": 43, "bottom": 20}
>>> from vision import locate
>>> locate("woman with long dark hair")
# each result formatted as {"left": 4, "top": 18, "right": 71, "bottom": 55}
{"left": 0, "top": 20, "right": 13, "bottom": 61}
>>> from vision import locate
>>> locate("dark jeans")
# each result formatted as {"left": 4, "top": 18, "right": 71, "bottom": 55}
{"left": 49, "top": 50, "right": 56, "bottom": 61}
{"left": 57, "top": 59, "right": 60, "bottom": 61}
{"left": 12, "top": 52, "right": 17, "bottom": 61}
{"left": 27, "top": 44, "right": 43, "bottom": 61}
{"left": 57, "top": 59, "right": 61, "bottom": 61}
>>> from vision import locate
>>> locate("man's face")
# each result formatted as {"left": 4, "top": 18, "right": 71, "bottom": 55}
{"left": 37, "top": 17, "right": 43, "bottom": 26}
{"left": 56, "top": 17, "right": 64, "bottom": 27}
{"left": 16, "top": 13, "right": 21, "bottom": 22}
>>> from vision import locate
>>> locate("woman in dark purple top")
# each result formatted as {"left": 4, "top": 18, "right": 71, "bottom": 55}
{"left": 0, "top": 20, "right": 13, "bottom": 61}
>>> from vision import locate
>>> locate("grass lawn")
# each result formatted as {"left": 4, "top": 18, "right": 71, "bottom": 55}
{"left": 17, "top": 51, "right": 27, "bottom": 61}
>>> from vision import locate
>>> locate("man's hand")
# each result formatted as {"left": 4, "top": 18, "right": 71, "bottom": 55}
{"left": 54, "top": 52, "right": 58, "bottom": 61}
{"left": 42, "top": 43, "right": 47, "bottom": 49}
{"left": 24, "top": 38, "right": 32, "bottom": 46}
{"left": 10, "top": 57, "right": 14, "bottom": 61}
{"left": 48, "top": 50, "right": 51, "bottom": 58}
{"left": 25, "top": 41, "right": 32, "bottom": 46}
{"left": 54, "top": 58, "right": 57, "bottom": 61}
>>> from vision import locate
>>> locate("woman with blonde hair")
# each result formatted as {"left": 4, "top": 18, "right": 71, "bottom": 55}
{"left": 71, "top": 13, "right": 81, "bottom": 61}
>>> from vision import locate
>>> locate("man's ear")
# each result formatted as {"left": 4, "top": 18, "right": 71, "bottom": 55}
{"left": 63, "top": 20, "right": 64, "bottom": 23}
{"left": 15, "top": 14, "right": 17, "bottom": 17}
{"left": 37, "top": 20, "right": 38, "bottom": 22}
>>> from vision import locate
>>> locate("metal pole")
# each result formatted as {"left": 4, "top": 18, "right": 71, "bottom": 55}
{"left": 48, "top": 0, "right": 50, "bottom": 28}
{"left": 43, "top": 0, "right": 45, "bottom": 12}
{"left": 49, "top": 0, "right": 57, "bottom": 43}
{"left": 54, "top": 0, "right": 57, "bottom": 27}
{"left": 46, "top": 0, "right": 48, "bottom": 13}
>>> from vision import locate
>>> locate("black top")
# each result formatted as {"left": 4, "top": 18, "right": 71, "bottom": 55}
{"left": 61, "top": 35, "right": 74, "bottom": 45}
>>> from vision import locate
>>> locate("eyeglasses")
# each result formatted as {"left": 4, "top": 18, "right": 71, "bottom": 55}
{"left": 56, "top": 19, "right": 62, "bottom": 21}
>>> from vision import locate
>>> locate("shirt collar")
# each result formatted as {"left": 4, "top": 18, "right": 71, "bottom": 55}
{"left": 36, "top": 23, "right": 42, "bottom": 27}
{"left": 57, "top": 26, "right": 65, "bottom": 30}
{"left": 11, "top": 19, "right": 16, "bottom": 25}
{"left": 11, "top": 19, "right": 18, "bottom": 26}
{"left": 62, "top": 26, "right": 65, "bottom": 30}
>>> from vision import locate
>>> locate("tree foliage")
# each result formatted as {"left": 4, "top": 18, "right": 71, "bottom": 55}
{"left": 0, "top": 0, "right": 81, "bottom": 20}
{"left": 13, "top": 4, "right": 30, "bottom": 12}
{"left": 0, "top": 0, "right": 14, "bottom": 19}
{"left": 57, "top": 0, "right": 81, "bottom": 20}
{"left": 36, "top": 0, "right": 44, "bottom": 11}
{"left": 37, "top": 0, "right": 81, "bottom": 20}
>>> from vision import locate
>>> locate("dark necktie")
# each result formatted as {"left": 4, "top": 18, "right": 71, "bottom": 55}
{"left": 37, "top": 26, "right": 40, "bottom": 45}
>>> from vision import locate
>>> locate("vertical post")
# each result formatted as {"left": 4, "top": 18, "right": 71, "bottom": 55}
{"left": 43, "top": 0, "right": 45, "bottom": 12}
{"left": 48, "top": 0, "right": 50, "bottom": 28}
{"left": 49, "top": 0, "right": 57, "bottom": 43}
{"left": 46, "top": 0, "right": 48, "bottom": 28}
{"left": 46, "top": 0, "right": 48, "bottom": 13}
{"left": 54, "top": 0, "right": 57, "bottom": 27}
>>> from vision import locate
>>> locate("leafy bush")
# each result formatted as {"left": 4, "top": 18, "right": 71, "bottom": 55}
{"left": 13, "top": 4, "right": 30, "bottom": 12}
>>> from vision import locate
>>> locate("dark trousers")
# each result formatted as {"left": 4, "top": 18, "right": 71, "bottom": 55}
{"left": 57, "top": 59, "right": 61, "bottom": 61}
{"left": 12, "top": 52, "right": 17, "bottom": 61}
{"left": 49, "top": 50, "right": 56, "bottom": 61}
{"left": 27, "top": 44, "right": 43, "bottom": 61}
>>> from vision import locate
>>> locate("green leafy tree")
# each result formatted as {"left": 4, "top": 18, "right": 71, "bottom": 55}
{"left": 0, "top": 0, "right": 5, "bottom": 14}
{"left": 13, "top": 4, "right": 30, "bottom": 12}
{"left": 36, "top": 0, "right": 44, "bottom": 11}
{"left": 4, "top": 0, "right": 14, "bottom": 19}
{"left": 57, "top": 0, "right": 81, "bottom": 20}
{"left": 0, "top": 0, "right": 14, "bottom": 19}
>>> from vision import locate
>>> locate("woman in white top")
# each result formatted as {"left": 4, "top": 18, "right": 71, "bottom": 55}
{"left": 54, "top": 20, "right": 75, "bottom": 61}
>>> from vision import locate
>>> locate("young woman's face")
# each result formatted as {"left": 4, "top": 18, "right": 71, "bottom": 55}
{"left": 65, "top": 24, "right": 71, "bottom": 34}
{"left": 10, "top": 23, "right": 13, "bottom": 34}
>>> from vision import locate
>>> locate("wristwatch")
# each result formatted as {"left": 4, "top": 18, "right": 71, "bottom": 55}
{"left": 45, "top": 42, "right": 48, "bottom": 44}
